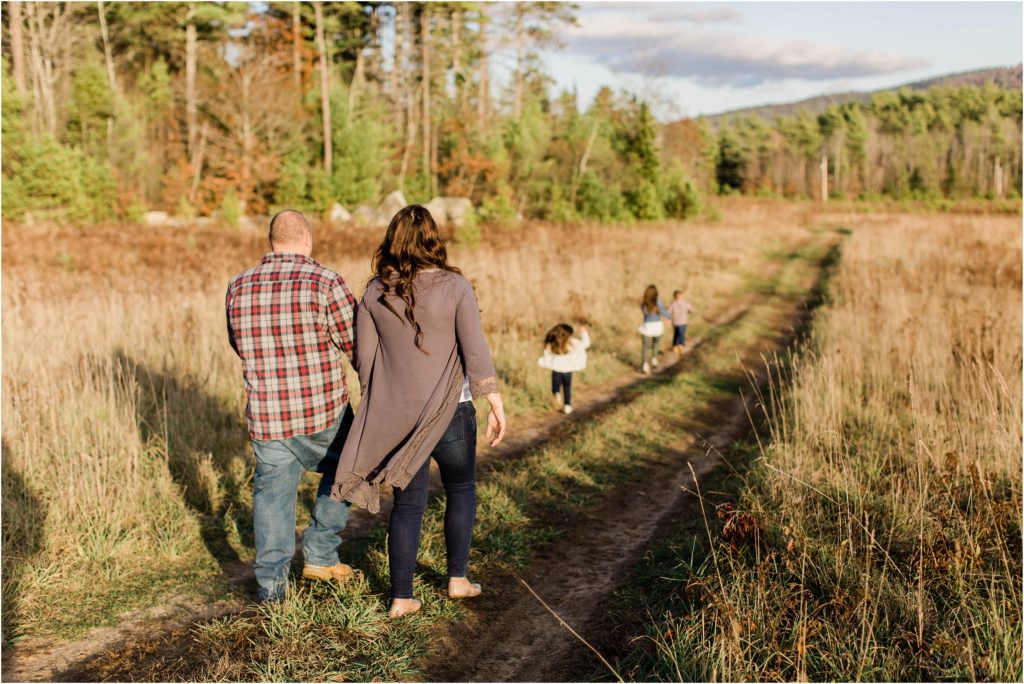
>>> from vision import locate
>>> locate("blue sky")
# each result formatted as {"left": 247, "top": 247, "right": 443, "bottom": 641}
{"left": 529, "top": 2, "right": 1023, "bottom": 118}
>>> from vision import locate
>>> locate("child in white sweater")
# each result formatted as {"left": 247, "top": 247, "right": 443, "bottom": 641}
{"left": 538, "top": 323, "right": 591, "bottom": 415}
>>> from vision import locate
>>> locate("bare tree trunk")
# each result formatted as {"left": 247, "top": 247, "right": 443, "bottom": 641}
{"left": 513, "top": 5, "right": 523, "bottom": 120}
{"left": 189, "top": 120, "right": 208, "bottom": 201}
{"left": 421, "top": 6, "right": 431, "bottom": 185}
{"left": 451, "top": 7, "right": 461, "bottom": 101}
{"left": 399, "top": 84, "right": 417, "bottom": 189}
{"left": 835, "top": 143, "right": 842, "bottom": 196}
{"left": 570, "top": 119, "right": 599, "bottom": 206}
{"left": 431, "top": 120, "right": 438, "bottom": 196}
{"left": 96, "top": 0, "right": 118, "bottom": 96}
{"left": 477, "top": 5, "right": 487, "bottom": 131}
{"left": 313, "top": 1, "right": 332, "bottom": 173}
{"left": 347, "top": 27, "right": 365, "bottom": 125}
{"left": 96, "top": 0, "right": 118, "bottom": 162}
{"left": 391, "top": 3, "right": 403, "bottom": 109}
{"left": 9, "top": 1, "right": 27, "bottom": 94}
{"left": 292, "top": 3, "right": 302, "bottom": 91}
{"left": 25, "top": 2, "right": 59, "bottom": 136}
{"left": 185, "top": 21, "right": 198, "bottom": 158}
{"left": 367, "top": 5, "right": 380, "bottom": 83}
{"left": 58, "top": 24, "right": 71, "bottom": 121}
{"left": 241, "top": 71, "right": 253, "bottom": 201}
{"left": 819, "top": 155, "right": 828, "bottom": 203}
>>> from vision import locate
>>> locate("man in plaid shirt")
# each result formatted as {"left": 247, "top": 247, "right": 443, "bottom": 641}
{"left": 226, "top": 209, "right": 357, "bottom": 603}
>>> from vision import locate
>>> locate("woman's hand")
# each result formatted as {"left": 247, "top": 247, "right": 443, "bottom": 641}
{"left": 484, "top": 392, "right": 507, "bottom": 447}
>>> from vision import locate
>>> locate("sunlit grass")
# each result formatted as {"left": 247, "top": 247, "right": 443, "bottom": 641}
{"left": 605, "top": 212, "right": 1023, "bottom": 682}
{"left": 1, "top": 203, "right": 813, "bottom": 641}
{"left": 169, "top": 227, "right": 827, "bottom": 682}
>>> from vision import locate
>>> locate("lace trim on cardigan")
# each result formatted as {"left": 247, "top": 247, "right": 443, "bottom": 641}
{"left": 470, "top": 375, "right": 499, "bottom": 398}
{"left": 330, "top": 472, "right": 381, "bottom": 514}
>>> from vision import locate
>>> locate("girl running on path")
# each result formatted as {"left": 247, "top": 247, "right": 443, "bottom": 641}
{"left": 639, "top": 285, "right": 670, "bottom": 374}
{"left": 538, "top": 323, "right": 591, "bottom": 415}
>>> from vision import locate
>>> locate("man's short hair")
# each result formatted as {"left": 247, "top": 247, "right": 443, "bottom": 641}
{"left": 269, "top": 209, "right": 311, "bottom": 246}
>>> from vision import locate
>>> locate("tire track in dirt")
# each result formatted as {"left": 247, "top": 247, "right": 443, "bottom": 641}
{"left": 424, "top": 386, "right": 753, "bottom": 682}
{"left": 1, "top": 243, "right": 811, "bottom": 683}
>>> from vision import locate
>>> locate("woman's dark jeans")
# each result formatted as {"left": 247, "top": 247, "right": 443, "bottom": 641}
{"left": 388, "top": 401, "right": 477, "bottom": 599}
{"left": 551, "top": 371, "right": 573, "bottom": 405}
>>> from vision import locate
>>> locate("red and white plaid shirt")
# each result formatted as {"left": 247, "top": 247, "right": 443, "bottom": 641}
{"left": 226, "top": 252, "right": 356, "bottom": 440}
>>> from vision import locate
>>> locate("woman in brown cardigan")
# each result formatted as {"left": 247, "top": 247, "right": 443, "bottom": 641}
{"left": 332, "top": 205, "right": 507, "bottom": 618}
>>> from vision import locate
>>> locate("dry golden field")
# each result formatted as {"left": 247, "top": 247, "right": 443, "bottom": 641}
{"left": 2, "top": 201, "right": 1020, "bottom": 682}
{"left": 0, "top": 200, "right": 814, "bottom": 643}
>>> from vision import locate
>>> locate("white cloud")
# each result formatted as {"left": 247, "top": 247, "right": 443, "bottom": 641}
{"left": 567, "top": 12, "right": 929, "bottom": 85}
{"left": 580, "top": 2, "right": 742, "bottom": 24}
{"left": 647, "top": 6, "right": 743, "bottom": 24}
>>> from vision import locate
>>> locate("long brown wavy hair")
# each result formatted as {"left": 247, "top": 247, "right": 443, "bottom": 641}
{"left": 371, "top": 204, "right": 461, "bottom": 352}
{"left": 641, "top": 284, "right": 659, "bottom": 315}
{"left": 544, "top": 323, "right": 574, "bottom": 354}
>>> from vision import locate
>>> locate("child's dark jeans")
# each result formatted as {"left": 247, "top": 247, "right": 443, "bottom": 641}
{"left": 672, "top": 324, "right": 687, "bottom": 347}
{"left": 552, "top": 371, "right": 573, "bottom": 405}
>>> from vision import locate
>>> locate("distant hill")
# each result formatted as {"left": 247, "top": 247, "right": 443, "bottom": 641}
{"left": 701, "top": 65, "right": 1022, "bottom": 123}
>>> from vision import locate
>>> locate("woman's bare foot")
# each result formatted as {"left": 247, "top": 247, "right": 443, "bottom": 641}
{"left": 448, "top": 577, "right": 482, "bottom": 598}
{"left": 388, "top": 598, "right": 422, "bottom": 618}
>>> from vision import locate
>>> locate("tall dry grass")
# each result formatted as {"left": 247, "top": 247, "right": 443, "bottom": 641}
{"left": 630, "top": 212, "right": 1022, "bottom": 680}
{"left": 1, "top": 203, "right": 812, "bottom": 640}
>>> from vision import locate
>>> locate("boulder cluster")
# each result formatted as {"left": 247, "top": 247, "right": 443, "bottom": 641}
{"left": 143, "top": 191, "right": 475, "bottom": 230}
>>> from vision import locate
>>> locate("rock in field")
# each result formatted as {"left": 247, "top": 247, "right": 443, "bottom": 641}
{"left": 380, "top": 190, "right": 408, "bottom": 220}
{"left": 352, "top": 204, "right": 387, "bottom": 227}
{"left": 143, "top": 211, "right": 172, "bottom": 226}
{"left": 424, "top": 196, "right": 474, "bottom": 228}
{"left": 329, "top": 203, "right": 352, "bottom": 223}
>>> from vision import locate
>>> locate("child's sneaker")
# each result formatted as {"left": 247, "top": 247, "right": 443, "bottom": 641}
{"left": 642, "top": 362, "right": 651, "bottom": 374}
{"left": 562, "top": 404, "right": 574, "bottom": 415}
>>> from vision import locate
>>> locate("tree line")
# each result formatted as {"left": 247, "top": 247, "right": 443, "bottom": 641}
{"left": 1, "top": 2, "right": 1020, "bottom": 225}
{"left": 711, "top": 85, "right": 1022, "bottom": 201}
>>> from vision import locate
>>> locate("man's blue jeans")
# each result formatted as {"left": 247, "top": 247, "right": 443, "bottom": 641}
{"left": 250, "top": 407, "right": 353, "bottom": 602}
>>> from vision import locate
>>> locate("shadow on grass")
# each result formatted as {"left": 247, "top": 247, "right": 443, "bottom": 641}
{"left": 0, "top": 445, "right": 47, "bottom": 649}
{"left": 111, "top": 352, "right": 253, "bottom": 586}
